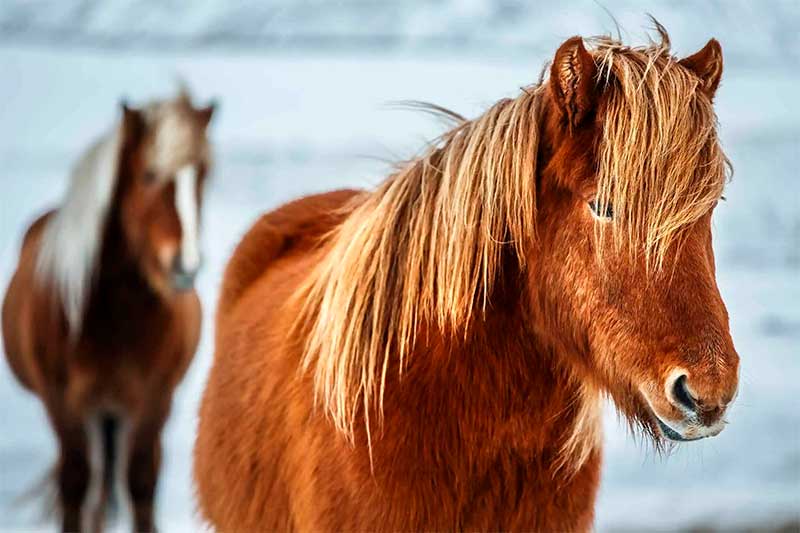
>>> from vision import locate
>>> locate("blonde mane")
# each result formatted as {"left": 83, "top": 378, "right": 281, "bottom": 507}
{"left": 36, "top": 125, "right": 123, "bottom": 334}
{"left": 293, "top": 31, "right": 729, "bottom": 462}
{"left": 295, "top": 87, "right": 541, "bottom": 441}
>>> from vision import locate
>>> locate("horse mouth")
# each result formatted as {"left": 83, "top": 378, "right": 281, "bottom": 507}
{"left": 652, "top": 415, "right": 704, "bottom": 442}
{"left": 640, "top": 393, "right": 707, "bottom": 443}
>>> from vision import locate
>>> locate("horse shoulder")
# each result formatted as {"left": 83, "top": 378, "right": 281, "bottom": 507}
{"left": 164, "top": 290, "right": 202, "bottom": 388}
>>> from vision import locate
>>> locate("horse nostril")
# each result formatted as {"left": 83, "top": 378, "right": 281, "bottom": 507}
{"left": 670, "top": 374, "right": 698, "bottom": 412}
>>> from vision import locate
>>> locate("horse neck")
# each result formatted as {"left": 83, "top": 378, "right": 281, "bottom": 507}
{"left": 90, "top": 199, "right": 161, "bottom": 316}
{"left": 379, "top": 277, "right": 587, "bottom": 461}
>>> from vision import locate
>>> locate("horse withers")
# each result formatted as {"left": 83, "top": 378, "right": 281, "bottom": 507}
{"left": 2, "top": 89, "right": 214, "bottom": 532}
{"left": 195, "top": 27, "right": 739, "bottom": 532}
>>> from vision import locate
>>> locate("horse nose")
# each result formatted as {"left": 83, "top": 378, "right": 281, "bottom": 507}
{"left": 666, "top": 373, "right": 732, "bottom": 426}
{"left": 171, "top": 254, "right": 198, "bottom": 291}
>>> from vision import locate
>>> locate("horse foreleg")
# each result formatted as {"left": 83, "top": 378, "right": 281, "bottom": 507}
{"left": 127, "top": 401, "right": 169, "bottom": 533}
{"left": 55, "top": 419, "right": 91, "bottom": 533}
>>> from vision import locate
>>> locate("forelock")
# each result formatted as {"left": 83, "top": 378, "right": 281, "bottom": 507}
{"left": 590, "top": 34, "right": 729, "bottom": 268}
{"left": 141, "top": 100, "right": 207, "bottom": 179}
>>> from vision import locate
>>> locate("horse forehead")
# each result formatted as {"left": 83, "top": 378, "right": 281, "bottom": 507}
{"left": 146, "top": 110, "right": 203, "bottom": 175}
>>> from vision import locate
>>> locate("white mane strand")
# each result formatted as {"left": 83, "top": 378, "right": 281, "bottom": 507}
{"left": 36, "top": 124, "right": 123, "bottom": 335}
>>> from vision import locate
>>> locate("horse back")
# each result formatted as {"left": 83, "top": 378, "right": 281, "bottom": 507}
{"left": 218, "top": 189, "right": 362, "bottom": 318}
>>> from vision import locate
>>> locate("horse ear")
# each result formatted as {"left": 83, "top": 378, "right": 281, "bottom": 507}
{"left": 120, "top": 100, "right": 144, "bottom": 141}
{"left": 549, "top": 36, "right": 598, "bottom": 130}
{"left": 679, "top": 38, "right": 723, "bottom": 99}
{"left": 196, "top": 100, "right": 217, "bottom": 128}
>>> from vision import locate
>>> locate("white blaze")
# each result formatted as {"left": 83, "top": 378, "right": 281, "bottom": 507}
{"left": 175, "top": 165, "right": 200, "bottom": 272}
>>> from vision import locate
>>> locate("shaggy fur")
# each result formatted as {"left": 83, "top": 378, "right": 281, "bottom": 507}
{"left": 294, "top": 29, "right": 730, "bottom": 458}
{"left": 195, "top": 29, "right": 739, "bottom": 531}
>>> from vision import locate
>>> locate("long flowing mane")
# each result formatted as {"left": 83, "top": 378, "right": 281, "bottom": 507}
{"left": 295, "top": 86, "right": 541, "bottom": 440}
{"left": 36, "top": 126, "right": 123, "bottom": 333}
{"left": 293, "top": 30, "right": 730, "bottom": 451}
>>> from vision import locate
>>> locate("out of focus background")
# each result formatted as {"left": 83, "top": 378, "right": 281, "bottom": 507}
{"left": 0, "top": 1, "right": 798, "bottom": 531}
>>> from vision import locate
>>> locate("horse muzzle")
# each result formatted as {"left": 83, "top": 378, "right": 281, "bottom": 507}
{"left": 170, "top": 253, "right": 200, "bottom": 291}
{"left": 171, "top": 270, "right": 197, "bottom": 291}
{"left": 642, "top": 370, "right": 736, "bottom": 442}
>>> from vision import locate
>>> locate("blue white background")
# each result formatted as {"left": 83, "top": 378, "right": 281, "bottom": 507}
{"left": 0, "top": 1, "right": 798, "bottom": 530}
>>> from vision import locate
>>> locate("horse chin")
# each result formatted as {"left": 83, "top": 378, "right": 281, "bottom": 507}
{"left": 142, "top": 261, "right": 196, "bottom": 296}
{"left": 142, "top": 266, "right": 179, "bottom": 300}
{"left": 602, "top": 385, "right": 664, "bottom": 447}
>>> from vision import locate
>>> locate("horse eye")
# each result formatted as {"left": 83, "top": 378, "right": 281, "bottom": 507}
{"left": 588, "top": 200, "right": 614, "bottom": 220}
{"left": 143, "top": 170, "right": 157, "bottom": 184}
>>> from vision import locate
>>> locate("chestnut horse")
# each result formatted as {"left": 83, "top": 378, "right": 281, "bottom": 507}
{"left": 2, "top": 90, "right": 214, "bottom": 532}
{"left": 195, "top": 29, "right": 739, "bottom": 531}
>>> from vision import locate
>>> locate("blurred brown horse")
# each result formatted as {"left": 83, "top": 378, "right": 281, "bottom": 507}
{"left": 3, "top": 90, "right": 214, "bottom": 532}
{"left": 195, "top": 29, "right": 739, "bottom": 532}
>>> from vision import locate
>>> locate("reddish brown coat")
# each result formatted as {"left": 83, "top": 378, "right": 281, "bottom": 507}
{"left": 195, "top": 33, "right": 738, "bottom": 531}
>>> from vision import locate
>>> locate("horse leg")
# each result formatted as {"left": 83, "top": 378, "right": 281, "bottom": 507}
{"left": 127, "top": 401, "right": 169, "bottom": 532}
{"left": 55, "top": 417, "right": 91, "bottom": 533}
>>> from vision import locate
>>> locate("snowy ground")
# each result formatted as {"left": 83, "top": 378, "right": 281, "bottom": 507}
{"left": 0, "top": 30, "right": 798, "bottom": 533}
